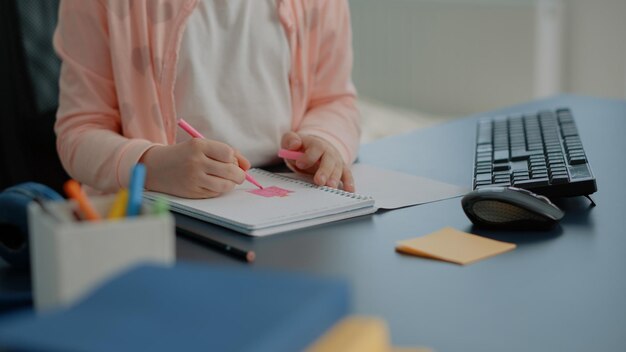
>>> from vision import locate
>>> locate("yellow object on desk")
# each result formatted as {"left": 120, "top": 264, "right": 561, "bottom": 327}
{"left": 307, "top": 316, "right": 433, "bottom": 352}
{"left": 396, "top": 227, "right": 516, "bottom": 265}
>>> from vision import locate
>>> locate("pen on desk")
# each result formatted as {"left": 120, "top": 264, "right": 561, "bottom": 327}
{"left": 108, "top": 189, "right": 129, "bottom": 219}
{"left": 177, "top": 119, "right": 263, "bottom": 189}
{"left": 278, "top": 148, "right": 305, "bottom": 161}
{"left": 63, "top": 180, "right": 102, "bottom": 221}
{"left": 126, "top": 163, "right": 146, "bottom": 217}
{"left": 176, "top": 226, "right": 256, "bottom": 263}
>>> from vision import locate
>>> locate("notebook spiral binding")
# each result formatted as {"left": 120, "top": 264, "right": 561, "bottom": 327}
{"left": 252, "top": 169, "right": 373, "bottom": 201}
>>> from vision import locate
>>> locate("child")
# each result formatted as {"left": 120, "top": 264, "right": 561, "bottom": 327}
{"left": 54, "top": 0, "right": 360, "bottom": 198}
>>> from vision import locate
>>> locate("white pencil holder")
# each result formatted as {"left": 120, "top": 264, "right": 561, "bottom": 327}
{"left": 28, "top": 195, "right": 175, "bottom": 312}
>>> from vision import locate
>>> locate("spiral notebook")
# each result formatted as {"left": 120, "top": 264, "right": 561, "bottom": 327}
{"left": 143, "top": 169, "right": 376, "bottom": 236}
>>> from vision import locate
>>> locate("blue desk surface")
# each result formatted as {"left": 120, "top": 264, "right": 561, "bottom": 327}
{"left": 1, "top": 95, "right": 623, "bottom": 350}
{"left": 175, "top": 95, "right": 626, "bottom": 351}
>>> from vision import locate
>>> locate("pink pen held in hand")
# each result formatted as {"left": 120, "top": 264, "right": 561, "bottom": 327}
{"left": 177, "top": 119, "right": 263, "bottom": 189}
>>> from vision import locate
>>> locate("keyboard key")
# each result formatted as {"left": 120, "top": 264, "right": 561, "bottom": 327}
{"left": 548, "top": 158, "right": 565, "bottom": 166}
{"left": 475, "top": 173, "right": 492, "bottom": 183}
{"left": 550, "top": 169, "right": 568, "bottom": 175}
{"left": 494, "top": 176, "right": 511, "bottom": 183}
{"left": 493, "top": 163, "right": 510, "bottom": 172}
{"left": 546, "top": 146, "right": 561, "bottom": 153}
{"left": 477, "top": 147, "right": 493, "bottom": 155}
{"left": 530, "top": 160, "right": 546, "bottom": 167}
{"left": 514, "top": 178, "right": 549, "bottom": 187}
{"left": 550, "top": 175, "right": 569, "bottom": 184}
{"left": 511, "top": 150, "right": 530, "bottom": 160}
{"left": 493, "top": 150, "right": 509, "bottom": 162}
{"left": 513, "top": 172, "right": 529, "bottom": 182}
{"left": 569, "top": 156, "right": 587, "bottom": 165}
{"left": 568, "top": 151, "right": 584, "bottom": 158}
{"left": 530, "top": 155, "right": 545, "bottom": 161}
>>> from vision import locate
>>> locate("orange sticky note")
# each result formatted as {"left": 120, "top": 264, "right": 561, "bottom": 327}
{"left": 396, "top": 227, "right": 516, "bottom": 265}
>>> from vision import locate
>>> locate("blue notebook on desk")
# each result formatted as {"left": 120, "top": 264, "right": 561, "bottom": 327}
{"left": 0, "top": 263, "right": 350, "bottom": 352}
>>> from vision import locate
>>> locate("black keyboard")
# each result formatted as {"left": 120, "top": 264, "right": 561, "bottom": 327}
{"left": 473, "top": 108, "right": 597, "bottom": 198}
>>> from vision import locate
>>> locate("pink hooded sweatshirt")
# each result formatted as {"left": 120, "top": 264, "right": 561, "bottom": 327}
{"left": 54, "top": 0, "right": 360, "bottom": 193}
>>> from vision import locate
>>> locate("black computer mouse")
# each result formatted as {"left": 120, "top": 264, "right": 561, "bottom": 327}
{"left": 461, "top": 187, "right": 564, "bottom": 230}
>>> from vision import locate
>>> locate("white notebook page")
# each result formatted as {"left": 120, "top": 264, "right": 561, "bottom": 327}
{"left": 144, "top": 169, "right": 374, "bottom": 231}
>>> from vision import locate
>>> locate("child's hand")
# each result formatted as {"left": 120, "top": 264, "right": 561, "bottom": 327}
{"left": 281, "top": 132, "right": 355, "bottom": 192}
{"left": 140, "top": 139, "right": 251, "bottom": 198}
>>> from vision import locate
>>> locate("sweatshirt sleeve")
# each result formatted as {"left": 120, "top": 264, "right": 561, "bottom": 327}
{"left": 53, "top": 0, "right": 156, "bottom": 193}
{"left": 296, "top": 0, "right": 361, "bottom": 165}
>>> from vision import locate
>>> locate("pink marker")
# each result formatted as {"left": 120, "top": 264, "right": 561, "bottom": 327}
{"left": 177, "top": 119, "right": 204, "bottom": 139}
{"left": 278, "top": 148, "right": 305, "bottom": 160}
{"left": 177, "top": 119, "right": 263, "bottom": 189}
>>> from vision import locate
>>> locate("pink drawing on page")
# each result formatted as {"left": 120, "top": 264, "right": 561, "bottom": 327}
{"left": 247, "top": 186, "right": 293, "bottom": 198}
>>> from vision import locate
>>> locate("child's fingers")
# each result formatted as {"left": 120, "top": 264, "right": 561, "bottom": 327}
{"left": 199, "top": 174, "right": 238, "bottom": 194}
{"left": 341, "top": 166, "right": 355, "bottom": 193}
{"left": 189, "top": 188, "right": 220, "bottom": 199}
{"left": 196, "top": 139, "right": 236, "bottom": 163}
{"left": 204, "top": 159, "right": 246, "bottom": 185}
{"left": 314, "top": 154, "right": 336, "bottom": 186}
{"left": 234, "top": 150, "right": 251, "bottom": 171}
{"left": 297, "top": 143, "right": 324, "bottom": 170}
{"left": 328, "top": 164, "right": 343, "bottom": 189}
{"left": 281, "top": 131, "right": 302, "bottom": 150}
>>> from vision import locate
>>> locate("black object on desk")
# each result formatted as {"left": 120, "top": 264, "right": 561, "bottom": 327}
{"left": 461, "top": 186, "right": 564, "bottom": 230}
{"left": 473, "top": 108, "right": 597, "bottom": 198}
{"left": 177, "top": 226, "right": 256, "bottom": 263}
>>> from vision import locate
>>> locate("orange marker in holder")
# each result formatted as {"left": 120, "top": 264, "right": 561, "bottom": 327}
{"left": 63, "top": 180, "right": 102, "bottom": 221}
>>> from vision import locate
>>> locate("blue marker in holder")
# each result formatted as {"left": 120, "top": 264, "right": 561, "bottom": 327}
{"left": 126, "top": 163, "right": 146, "bottom": 217}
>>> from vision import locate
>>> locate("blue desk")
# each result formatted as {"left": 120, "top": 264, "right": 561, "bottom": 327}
{"left": 176, "top": 95, "right": 626, "bottom": 351}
